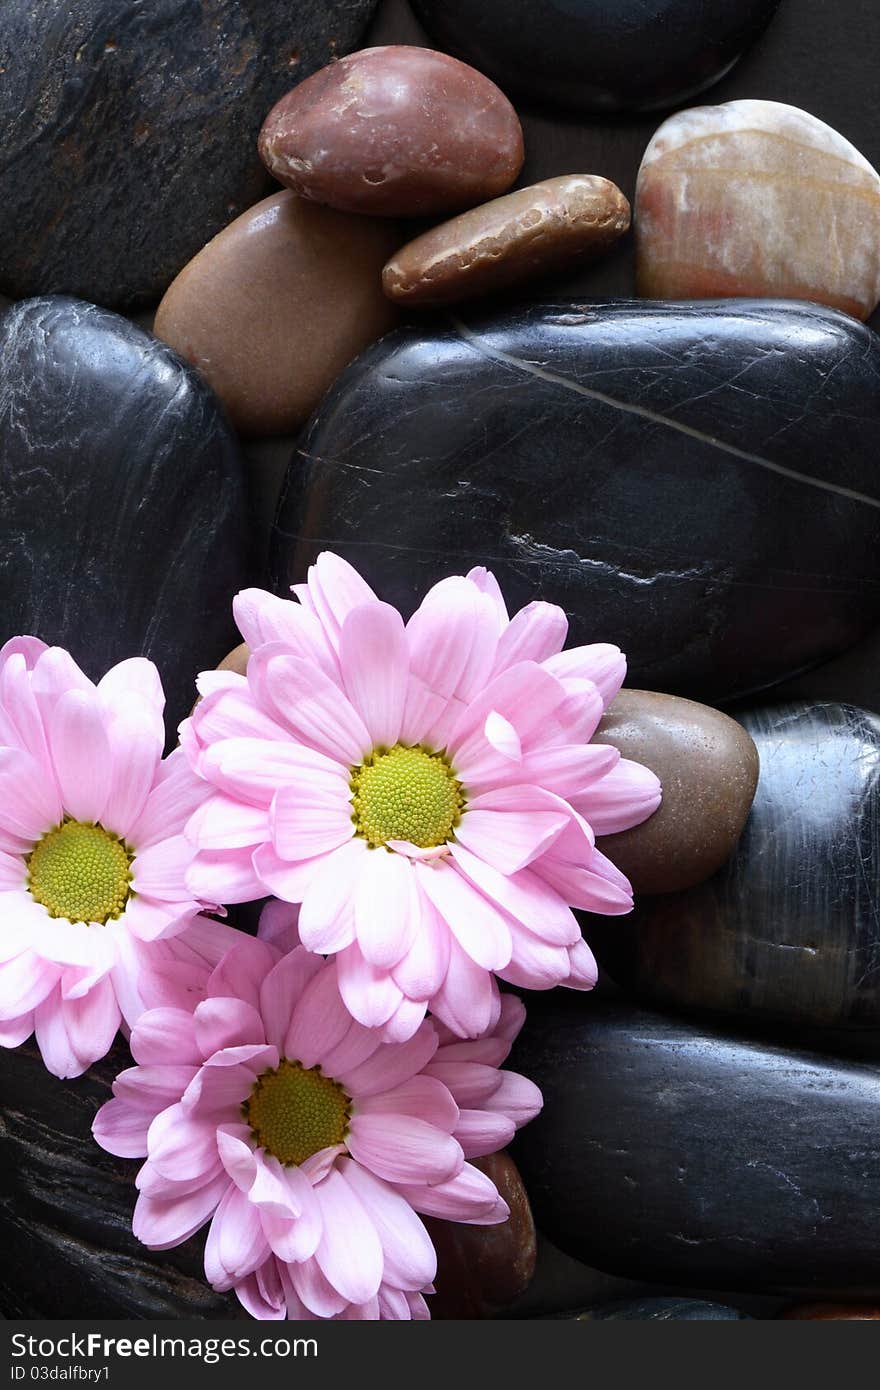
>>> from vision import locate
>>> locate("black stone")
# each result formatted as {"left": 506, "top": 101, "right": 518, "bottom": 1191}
{"left": 511, "top": 997, "right": 880, "bottom": 1291}
{"left": 576, "top": 1297, "right": 750, "bottom": 1320}
{"left": 0, "top": 0, "right": 378, "bottom": 309}
{"left": 592, "top": 703, "right": 880, "bottom": 1045}
{"left": 273, "top": 300, "right": 880, "bottom": 705}
{"left": 410, "top": 0, "right": 781, "bottom": 114}
{"left": 0, "top": 1039, "right": 235, "bottom": 1318}
{"left": 0, "top": 297, "right": 249, "bottom": 733}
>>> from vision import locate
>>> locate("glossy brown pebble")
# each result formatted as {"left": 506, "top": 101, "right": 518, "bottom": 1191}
{"left": 216, "top": 643, "right": 250, "bottom": 677}
{"left": 258, "top": 46, "right": 524, "bottom": 218}
{"left": 595, "top": 690, "right": 759, "bottom": 894}
{"left": 782, "top": 1304, "right": 880, "bottom": 1319}
{"left": 425, "top": 1152, "right": 536, "bottom": 1318}
{"left": 154, "top": 192, "right": 400, "bottom": 437}
{"left": 382, "top": 175, "right": 630, "bottom": 307}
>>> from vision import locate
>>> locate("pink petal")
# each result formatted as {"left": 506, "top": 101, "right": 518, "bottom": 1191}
{"left": 391, "top": 886, "right": 451, "bottom": 1002}
{"left": 207, "top": 937, "right": 277, "bottom": 1012}
{"left": 289, "top": 1255, "right": 350, "bottom": 1319}
{"left": 340, "top": 1159, "right": 436, "bottom": 1291}
{"left": 101, "top": 709, "right": 163, "bottom": 838}
{"left": 147, "top": 1103, "right": 222, "bottom": 1181}
{"left": 355, "top": 1074, "right": 458, "bottom": 1132}
{"left": 183, "top": 1045, "right": 277, "bottom": 1113}
{"left": 500, "top": 924, "right": 571, "bottom": 989}
{"left": 312, "top": 1166, "right": 384, "bottom": 1306}
{"left": 186, "top": 796, "right": 270, "bottom": 851}
{"left": 572, "top": 757, "right": 662, "bottom": 835}
{"left": 422, "top": 1060, "right": 502, "bottom": 1108}
{"left": 336, "top": 942, "right": 404, "bottom": 1030}
{"left": 187, "top": 848, "right": 265, "bottom": 904}
{"left": 61, "top": 975, "right": 122, "bottom": 1069}
{"left": 301, "top": 552, "right": 379, "bottom": 650}
{"left": 347, "top": 1113, "right": 463, "bottom": 1185}
{"left": 33, "top": 984, "right": 85, "bottom": 1078}
{"left": 481, "top": 1069, "right": 543, "bottom": 1127}
{"left": 97, "top": 657, "right": 165, "bottom": 712}
{"left": 92, "top": 1096, "right": 154, "bottom": 1158}
{"left": 340, "top": 602, "right": 409, "bottom": 747}
{"left": 339, "top": 1020, "right": 438, "bottom": 1099}
{"left": 204, "top": 1183, "right": 270, "bottom": 1287}
{"left": 123, "top": 896, "right": 194, "bottom": 943}
{"left": 355, "top": 849, "right": 419, "bottom": 969}
{"left": 257, "top": 898, "right": 301, "bottom": 952}
{"left": 544, "top": 644, "right": 626, "bottom": 706}
{"left": 493, "top": 600, "right": 568, "bottom": 672}
{"left": 565, "top": 936, "right": 599, "bottom": 990}
{"left": 484, "top": 709, "right": 521, "bottom": 761}
{"left": 298, "top": 839, "right": 365, "bottom": 953}
{"left": 536, "top": 853, "right": 633, "bottom": 915}
{"left": 199, "top": 737, "right": 346, "bottom": 809}
{"left": 455, "top": 799, "right": 570, "bottom": 875}
{"left": 0, "top": 1011, "right": 34, "bottom": 1047}
{"left": 216, "top": 1124, "right": 259, "bottom": 1192}
{"left": 429, "top": 937, "right": 500, "bottom": 1040}
{"left": 48, "top": 688, "right": 112, "bottom": 823}
{"left": 401, "top": 576, "right": 500, "bottom": 746}
{"left": 271, "top": 783, "right": 353, "bottom": 861}
{"left": 453, "top": 1108, "right": 516, "bottom": 1158}
{"left": 131, "top": 748, "right": 212, "bottom": 849}
{"left": 416, "top": 861, "right": 512, "bottom": 971}
{"left": 186, "top": 684, "right": 290, "bottom": 752}
{"left": 133, "top": 1171, "right": 229, "bottom": 1250}
{"left": 448, "top": 661, "right": 568, "bottom": 759}
{"left": 0, "top": 746, "right": 60, "bottom": 839}
{"left": 194, "top": 997, "right": 265, "bottom": 1056}
{"left": 377, "top": 995, "right": 429, "bottom": 1044}
{"left": 233, "top": 588, "right": 338, "bottom": 678}
{"left": 396, "top": 1160, "right": 504, "bottom": 1222}
{"left": 450, "top": 843, "right": 580, "bottom": 946}
{"left": 114, "top": 1063, "right": 199, "bottom": 1112}
{"left": 0, "top": 652, "right": 52, "bottom": 775}
{"left": 252, "top": 843, "right": 328, "bottom": 903}
{"left": 234, "top": 1259, "right": 287, "bottom": 1320}
{"left": 283, "top": 962, "right": 357, "bottom": 1069}
{"left": 0, "top": 849, "right": 27, "bottom": 892}
{"left": 247, "top": 646, "right": 370, "bottom": 764}
{"left": 0, "top": 948, "right": 60, "bottom": 1020}
{"left": 259, "top": 946, "right": 323, "bottom": 1050}
{"left": 132, "top": 835, "right": 196, "bottom": 901}
{"left": 259, "top": 1165, "right": 322, "bottom": 1262}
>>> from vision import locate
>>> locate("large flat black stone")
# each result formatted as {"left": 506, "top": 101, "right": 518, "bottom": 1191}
{"left": 511, "top": 997, "right": 880, "bottom": 1292}
{"left": 0, "top": 0, "right": 378, "bottom": 308}
{"left": 0, "top": 296, "right": 249, "bottom": 733}
{"left": 273, "top": 300, "right": 880, "bottom": 705}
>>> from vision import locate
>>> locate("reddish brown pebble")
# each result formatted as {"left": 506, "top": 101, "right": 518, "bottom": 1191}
{"left": 782, "top": 1304, "right": 880, "bottom": 1319}
{"left": 258, "top": 46, "right": 524, "bottom": 217}
{"left": 154, "top": 192, "right": 400, "bottom": 437}
{"left": 426, "top": 1152, "right": 536, "bottom": 1318}
{"left": 382, "top": 175, "right": 630, "bottom": 307}
{"left": 595, "top": 689, "right": 759, "bottom": 895}
{"left": 216, "top": 643, "right": 250, "bottom": 677}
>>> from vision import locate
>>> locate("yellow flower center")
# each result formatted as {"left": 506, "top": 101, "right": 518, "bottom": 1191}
{"left": 27, "top": 820, "right": 133, "bottom": 925}
{"left": 244, "top": 1059, "right": 351, "bottom": 1167}
{"left": 350, "top": 743, "right": 465, "bottom": 849}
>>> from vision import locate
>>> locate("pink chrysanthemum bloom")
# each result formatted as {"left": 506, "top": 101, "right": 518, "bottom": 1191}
{"left": 0, "top": 636, "right": 231, "bottom": 1077}
{"left": 93, "top": 914, "right": 542, "bottom": 1321}
{"left": 181, "top": 553, "right": 661, "bottom": 1040}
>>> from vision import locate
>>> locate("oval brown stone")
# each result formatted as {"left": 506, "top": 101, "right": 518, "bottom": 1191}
{"left": 216, "top": 642, "right": 250, "bottom": 677}
{"left": 425, "top": 1152, "right": 536, "bottom": 1318}
{"left": 595, "top": 689, "right": 759, "bottom": 894}
{"left": 382, "top": 175, "right": 630, "bottom": 307}
{"left": 258, "top": 46, "right": 524, "bottom": 217}
{"left": 154, "top": 191, "right": 401, "bottom": 437}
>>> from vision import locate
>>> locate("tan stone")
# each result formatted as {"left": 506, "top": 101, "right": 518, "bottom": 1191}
{"left": 636, "top": 99, "right": 880, "bottom": 320}
{"left": 216, "top": 642, "right": 250, "bottom": 677}
{"left": 154, "top": 192, "right": 401, "bottom": 437}
{"left": 383, "top": 175, "right": 630, "bottom": 307}
{"left": 595, "top": 689, "right": 759, "bottom": 895}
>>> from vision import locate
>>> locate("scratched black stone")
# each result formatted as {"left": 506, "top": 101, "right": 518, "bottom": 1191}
{"left": 411, "top": 0, "right": 781, "bottom": 113}
{"left": 588, "top": 703, "right": 880, "bottom": 1045}
{"left": 272, "top": 299, "right": 880, "bottom": 704}
{"left": 0, "top": 296, "right": 249, "bottom": 734}
{"left": 0, "top": 0, "right": 379, "bottom": 309}
{"left": 0, "top": 1039, "right": 237, "bottom": 1318}
{"left": 511, "top": 996, "right": 880, "bottom": 1291}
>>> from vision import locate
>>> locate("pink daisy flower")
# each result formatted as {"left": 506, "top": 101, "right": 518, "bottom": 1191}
{"left": 0, "top": 636, "right": 232, "bottom": 1078}
{"left": 181, "top": 553, "right": 661, "bottom": 1041}
{"left": 93, "top": 914, "right": 542, "bottom": 1321}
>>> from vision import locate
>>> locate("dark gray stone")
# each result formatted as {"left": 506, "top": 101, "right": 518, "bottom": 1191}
{"left": 576, "top": 1297, "right": 750, "bottom": 1320}
{"left": 0, "top": 1038, "right": 235, "bottom": 1318}
{"left": 511, "top": 998, "right": 880, "bottom": 1291}
{"left": 273, "top": 300, "right": 880, "bottom": 705}
{"left": 593, "top": 703, "right": 880, "bottom": 1044}
{"left": 0, "top": 296, "right": 249, "bottom": 733}
{"left": 410, "top": 0, "right": 781, "bottom": 114}
{"left": 0, "top": 0, "right": 379, "bottom": 308}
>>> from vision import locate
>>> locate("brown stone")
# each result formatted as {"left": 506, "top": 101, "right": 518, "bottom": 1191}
{"left": 258, "top": 46, "right": 524, "bottom": 218}
{"left": 216, "top": 643, "right": 250, "bottom": 677}
{"left": 782, "top": 1304, "right": 880, "bottom": 1319}
{"left": 425, "top": 1152, "right": 536, "bottom": 1318}
{"left": 594, "top": 689, "right": 759, "bottom": 895}
{"left": 636, "top": 99, "right": 880, "bottom": 321}
{"left": 154, "top": 192, "right": 401, "bottom": 437}
{"left": 382, "top": 175, "right": 630, "bottom": 307}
